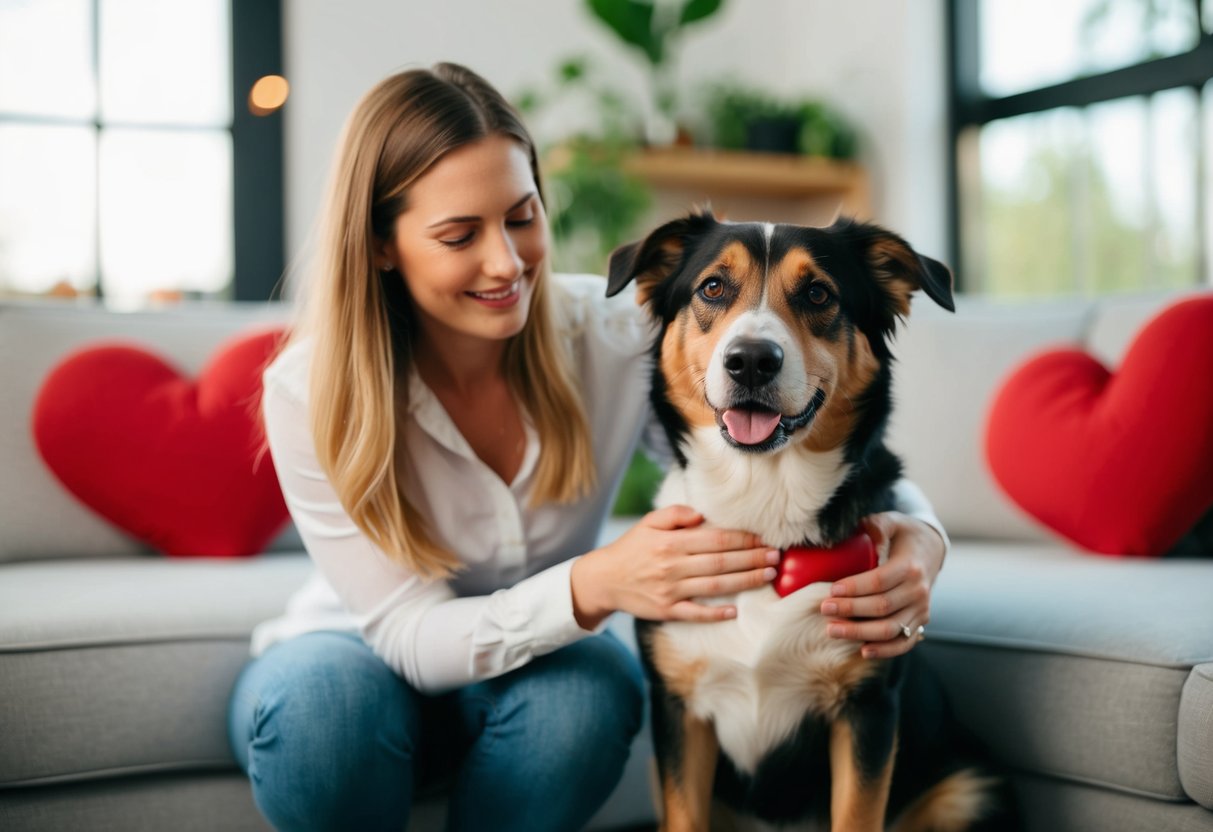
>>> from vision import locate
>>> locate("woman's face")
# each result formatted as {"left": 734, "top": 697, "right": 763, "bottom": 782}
{"left": 381, "top": 134, "right": 547, "bottom": 349}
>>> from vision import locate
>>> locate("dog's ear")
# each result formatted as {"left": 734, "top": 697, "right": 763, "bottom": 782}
{"left": 832, "top": 218, "right": 955, "bottom": 322}
{"left": 606, "top": 209, "right": 719, "bottom": 307}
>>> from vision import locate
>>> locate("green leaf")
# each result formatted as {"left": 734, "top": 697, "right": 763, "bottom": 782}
{"left": 680, "top": 0, "right": 723, "bottom": 26}
{"left": 611, "top": 450, "right": 664, "bottom": 515}
{"left": 585, "top": 0, "right": 663, "bottom": 64}
{"left": 514, "top": 89, "right": 542, "bottom": 114}
{"left": 558, "top": 56, "right": 589, "bottom": 84}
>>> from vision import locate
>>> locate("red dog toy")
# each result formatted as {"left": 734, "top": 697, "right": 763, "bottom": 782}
{"left": 774, "top": 530, "right": 877, "bottom": 597}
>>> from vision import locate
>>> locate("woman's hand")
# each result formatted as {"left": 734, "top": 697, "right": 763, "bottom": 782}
{"left": 571, "top": 505, "right": 779, "bottom": 630}
{"left": 819, "top": 512, "right": 946, "bottom": 659}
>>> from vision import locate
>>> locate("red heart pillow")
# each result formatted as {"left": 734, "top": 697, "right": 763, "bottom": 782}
{"left": 32, "top": 328, "right": 290, "bottom": 557}
{"left": 985, "top": 296, "right": 1213, "bottom": 556}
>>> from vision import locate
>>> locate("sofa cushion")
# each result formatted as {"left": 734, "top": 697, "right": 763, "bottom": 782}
{"left": 985, "top": 296, "right": 1213, "bottom": 557}
{"left": 0, "top": 772, "right": 271, "bottom": 832}
{"left": 32, "top": 328, "right": 290, "bottom": 558}
{"left": 1086, "top": 289, "right": 1213, "bottom": 368}
{"left": 0, "top": 554, "right": 312, "bottom": 786}
{"left": 0, "top": 300, "right": 292, "bottom": 564}
{"left": 1181, "top": 663, "right": 1213, "bottom": 810}
{"left": 924, "top": 542, "right": 1213, "bottom": 803}
{"left": 887, "top": 296, "right": 1092, "bottom": 542}
{"left": 1011, "top": 772, "right": 1213, "bottom": 832}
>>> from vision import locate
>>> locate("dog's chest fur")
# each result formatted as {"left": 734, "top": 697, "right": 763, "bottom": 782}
{"left": 657, "top": 427, "right": 852, "bottom": 550}
{"left": 652, "top": 428, "right": 877, "bottom": 776}
{"left": 655, "top": 586, "right": 860, "bottom": 776}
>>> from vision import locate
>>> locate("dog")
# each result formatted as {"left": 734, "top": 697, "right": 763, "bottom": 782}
{"left": 606, "top": 211, "right": 1016, "bottom": 832}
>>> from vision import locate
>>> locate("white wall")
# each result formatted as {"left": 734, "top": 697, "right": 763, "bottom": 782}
{"left": 284, "top": 0, "right": 949, "bottom": 268}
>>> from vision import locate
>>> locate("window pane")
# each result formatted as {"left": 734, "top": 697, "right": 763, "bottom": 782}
{"left": 0, "top": 0, "right": 95, "bottom": 118}
{"left": 964, "top": 94, "right": 1200, "bottom": 298}
{"left": 969, "top": 108, "right": 1085, "bottom": 296}
{"left": 1076, "top": 93, "right": 1197, "bottom": 292}
{"left": 1083, "top": 97, "right": 1150, "bottom": 293}
{"left": 980, "top": 0, "right": 1201, "bottom": 97}
{"left": 0, "top": 125, "right": 96, "bottom": 296}
{"left": 99, "top": 0, "right": 231, "bottom": 126}
{"left": 99, "top": 129, "right": 232, "bottom": 307}
{"left": 1144, "top": 89, "right": 1198, "bottom": 290}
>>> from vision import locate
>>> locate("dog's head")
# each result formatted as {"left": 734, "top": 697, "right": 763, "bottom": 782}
{"left": 607, "top": 210, "right": 953, "bottom": 459}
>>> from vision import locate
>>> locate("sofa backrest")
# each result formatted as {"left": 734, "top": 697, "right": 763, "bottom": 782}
{"left": 0, "top": 300, "right": 295, "bottom": 563}
{"left": 888, "top": 288, "right": 1212, "bottom": 544}
{"left": 4, "top": 287, "right": 1207, "bottom": 561}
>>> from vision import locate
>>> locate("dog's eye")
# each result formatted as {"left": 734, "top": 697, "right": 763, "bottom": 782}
{"left": 700, "top": 278, "right": 726, "bottom": 300}
{"left": 807, "top": 284, "right": 831, "bottom": 305}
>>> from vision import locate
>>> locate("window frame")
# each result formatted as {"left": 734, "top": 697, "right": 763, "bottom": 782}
{"left": 945, "top": 0, "right": 1213, "bottom": 292}
{"left": 0, "top": 0, "right": 284, "bottom": 303}
{"left": 231, "top": 0, "right": 285, "bottom": 301}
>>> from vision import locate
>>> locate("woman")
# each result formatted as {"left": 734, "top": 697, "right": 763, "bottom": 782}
{"left": 227, "top": 62, "right": 947, "bottom": 832}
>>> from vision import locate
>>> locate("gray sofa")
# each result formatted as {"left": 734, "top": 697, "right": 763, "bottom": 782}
{"left": 887, "top": 291, "right": 1213, "bottom": 831}
{"left": 1, "top": 288, "right": 1210, "bottom": 831}
{"left": 0, "top": 298, "right": 653, "bottom": 832}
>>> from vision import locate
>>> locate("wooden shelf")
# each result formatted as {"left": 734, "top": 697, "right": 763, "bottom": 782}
{"left": 619, "top": 146, "right": 871, "bottom": 226}
{"left": 624, "top": 147, "right": 866, "bottom": 200}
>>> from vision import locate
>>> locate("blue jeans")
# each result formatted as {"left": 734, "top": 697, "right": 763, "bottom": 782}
{"left": 227, "top": 629, "right": 645, "bottom": 832}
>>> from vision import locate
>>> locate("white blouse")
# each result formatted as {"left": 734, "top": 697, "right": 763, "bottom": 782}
{"left": 251, "top": 274, "right": 947, "bottom": 694}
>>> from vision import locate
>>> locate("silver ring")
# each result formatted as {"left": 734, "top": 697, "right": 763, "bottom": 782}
{"left": 916, "top": 625, "right": 926, "bottom": 641}
{"left": 900, "top": 623, "right": 926, "bottom": 640}
{"left": 900, "top": 622, "right": 914, "bottom": 639}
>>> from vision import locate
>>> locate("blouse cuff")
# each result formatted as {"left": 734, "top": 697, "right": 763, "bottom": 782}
{"left": 890, "top": 478, "right": 951, "bottom": 560}
{"left": 471, "top": 558, "right": 596, "bottom": 679}
{"left": 909, "top": 511, "right": 951, "bottom": 560}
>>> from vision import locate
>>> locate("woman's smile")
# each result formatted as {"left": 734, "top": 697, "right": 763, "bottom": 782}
{"left": 465, "top": 278, "right": 522, "bottom": 308}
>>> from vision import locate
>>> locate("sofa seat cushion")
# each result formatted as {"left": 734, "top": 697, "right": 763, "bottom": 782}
{"left": 924, "top": 542, "right": 1213, "bottom": 804}
{"left": 0, "top": 772, "right": 271, "bottom": 832}
{"left": 0, "top": 554, "right": 311, "bottom": 787}
{"left": 1011, "top": 771, "right": 1213, "bottom": 832}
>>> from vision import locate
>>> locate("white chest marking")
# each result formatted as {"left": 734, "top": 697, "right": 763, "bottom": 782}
{"left": 660, "top": 587, "right": 862, "bottom": 776}
{"left": 760, "top": 221, "right": 776, "bottom": 307}
{"left": 656, "top": 427, "right": 851, "bottom": 549}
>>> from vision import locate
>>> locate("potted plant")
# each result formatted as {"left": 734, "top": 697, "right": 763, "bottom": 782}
{"left": 584, "top": 0, "right": 725, "bottom": 144}
{"left": 704, "top": 83, "right": 858, "bottom": 158}
{"left": 515, "top": 56, "right": 651, "bottom": 275}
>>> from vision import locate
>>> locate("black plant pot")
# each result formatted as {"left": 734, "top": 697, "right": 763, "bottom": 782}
{"left": 744, "top": 116, "right": 801, "bottom": 154}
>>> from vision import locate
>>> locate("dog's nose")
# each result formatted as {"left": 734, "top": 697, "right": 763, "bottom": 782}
{"left": 724, "top": 339, "right": 784, "bottom": 388}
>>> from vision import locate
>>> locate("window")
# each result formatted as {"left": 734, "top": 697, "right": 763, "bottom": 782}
{"left": 948, "top": 0, "right": 1213, "bottom": 296}
{"left": 0, "top": 0, "right": 284, "bottom": 307}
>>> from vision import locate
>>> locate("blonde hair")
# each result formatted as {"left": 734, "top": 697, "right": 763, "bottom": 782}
{"left": 289, "top": 63, "right": 595, "bottom": 579}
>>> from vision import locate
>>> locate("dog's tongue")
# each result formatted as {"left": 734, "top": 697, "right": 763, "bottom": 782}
{"left": 722, "top": 409, "right": 781, "bottom": 445}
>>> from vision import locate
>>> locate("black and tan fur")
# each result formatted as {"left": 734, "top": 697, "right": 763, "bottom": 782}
{"left": 607, "top": 211, "right": 1017, "bottom": 832}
